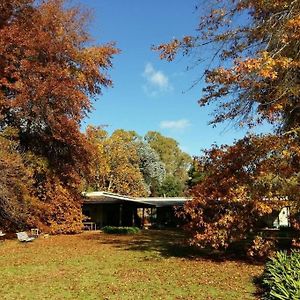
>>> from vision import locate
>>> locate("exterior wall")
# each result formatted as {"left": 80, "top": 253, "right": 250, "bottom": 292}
{"left": 264, "top": 206, "right": 291, "bottom": 228}
{"left": 273, "top": 207, "right": 290, "bottom": 228}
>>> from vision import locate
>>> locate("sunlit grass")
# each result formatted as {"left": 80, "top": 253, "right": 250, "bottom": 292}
{"left": 0, "top": 230, "right": 262, "bottom": 299}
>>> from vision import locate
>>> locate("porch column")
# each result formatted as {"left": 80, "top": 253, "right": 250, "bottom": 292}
{"left": 142, "top": 207, "right": 145, "bottom": 228}
{"left": 132, "top": 208, "right": 135, "bottom": 226}
{"left": 119, "top": 204, "right": 123, "bottom": 227}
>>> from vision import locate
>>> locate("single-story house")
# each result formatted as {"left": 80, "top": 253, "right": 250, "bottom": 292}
{"left": 82, "top": 191, "right": 291, "bottom": 230}
{"left": 82, "top": 191, "right": 191, "bottom": 229}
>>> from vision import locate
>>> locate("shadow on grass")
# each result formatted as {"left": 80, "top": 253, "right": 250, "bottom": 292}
{"left": 252, "top": 275, "right": 264, "bottom": 300}
{"left": 83, "top": 229, "right": 259, "bottom": 264}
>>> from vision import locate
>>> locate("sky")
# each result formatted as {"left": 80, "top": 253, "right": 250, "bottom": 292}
{"left": 77, "top": 0, "right": 270, "bottom": 156}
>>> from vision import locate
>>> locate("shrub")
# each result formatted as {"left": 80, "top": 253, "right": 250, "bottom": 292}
{"left": 247, "top": 236, "right": 276, "bottom": 260}
{"left": 261, "top": 250, "right": 300, "bottom": 300}
{"left": 102, "top": 226, "right": 140, "bottom": 234}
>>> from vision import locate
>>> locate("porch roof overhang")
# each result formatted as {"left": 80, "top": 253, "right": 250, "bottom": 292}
{"left": 82, "top": 191, "right": 191, "bottom": 208}
{"left": 136, "top": 197, "right": 191, "bottom": 207}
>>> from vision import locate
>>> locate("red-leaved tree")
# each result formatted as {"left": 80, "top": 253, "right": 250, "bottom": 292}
{"left": 156, "top": 0, "right": 300, "bottom": 256}
{"left": 0, "top": 0, "right": 119, "bottom": 232}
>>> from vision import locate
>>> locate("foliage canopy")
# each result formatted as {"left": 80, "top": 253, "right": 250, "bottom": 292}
{"left": 0, "top": 0, "right": 118, "bottom": 232}
{"left": 156, "top": 0, "right": 300, "bottom": 254}
{"left": 156, "top": 0, "right": 300, "bottom": 131}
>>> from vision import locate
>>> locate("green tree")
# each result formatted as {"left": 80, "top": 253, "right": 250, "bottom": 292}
{"left": 157, "top": 175, "right": 185, "bottom": 197}
{"left": 187, "top": 158, "right": 206, "bottom": 188}
{"left": 145, "top": 131, "right": 192, "bottom": 196}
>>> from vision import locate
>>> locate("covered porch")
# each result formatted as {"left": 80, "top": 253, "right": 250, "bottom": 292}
{"left": 82, "top": 191, "right": 190, "bottom": 229}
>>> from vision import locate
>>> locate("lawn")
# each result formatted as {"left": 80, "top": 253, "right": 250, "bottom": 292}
{"left": 0, "top": 230, "right": 263, "bottom": 300}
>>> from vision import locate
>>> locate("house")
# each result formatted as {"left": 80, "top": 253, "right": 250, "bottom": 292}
{"left": 82, "top": 191, "right": 191, "bottom": 228}
{"left": 264, "top": 206, "right": 291, "bottom": 228}
{"left": 261, "top": 196, "right": 291, "bottom": 228}
{"left": 82, "top": 191, "right": 291, "bottom": 230}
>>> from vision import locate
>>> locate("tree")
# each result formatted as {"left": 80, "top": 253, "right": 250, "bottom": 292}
{"left": 135, "top": 141, "right": 166, "bottom": 195}
{"left": 86, "top": 127, "right": 148, "bottom": 197}
{"left": 0, "top": 128, "right": 33, "bottom": 230}
{"left": 181, "top": 134, "right": 299, "bottom": 253}
{"left": 157, "top": 175, "right": 185, "bottom": 197}
{"left": 187, "top": 158, "right": 206, "bottom": 188}
{"left": 145, "top": 131, "right": 192, "bottom": 196}
{"left": 156, "top": 0, "right": 300, "bottom": 132}
{"left": 156, "top": 0, "right": 300, "bottom": 255}
{"left": 0, "top": 0, "right": 118, "bottom": 232}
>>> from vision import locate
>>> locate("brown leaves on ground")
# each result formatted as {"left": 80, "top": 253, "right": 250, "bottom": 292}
{"left": 0, "top": 230, "right": 262, "bottom": 300}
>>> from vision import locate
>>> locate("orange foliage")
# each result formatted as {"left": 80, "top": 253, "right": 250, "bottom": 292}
{"left": 156, "top": 0, "right": 300, "bottom": 256}
{"left": 0, "top": 1, "right": 118, "bottom": 233}
{"left": 156, "top": 0, "right": 300, "bottom": 131}
{"left": 86, "top": 127, "right": 148, "bottom": 197}
{"left": 180, "top": 134, "right": 299, "bottom": 252}
{"left": 0, "top": 128, "right": 34, "bottom": 230}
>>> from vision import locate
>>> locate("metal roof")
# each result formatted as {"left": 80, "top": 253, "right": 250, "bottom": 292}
{"left": 136, "top": 197, "right": 191, "bottom": 207}
{"left": 82, "top": 191, "right": 191, "bottom": 207}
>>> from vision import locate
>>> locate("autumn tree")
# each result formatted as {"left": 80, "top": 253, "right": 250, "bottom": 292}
{"left": 156, "top": 0, "right": 300, "bottom": 131}
{"left": 86, "top": 127, "right": 148, "bottom": 197}
{"left": 0, "top": 128, "right": 34, "bottom": 230}
{"left": 145, "top": 131, "right": 192, "bottom": 196}
{"left": 87, "top": 128, "right": 191, "bottom": 197}
{"left": 182, "top": 134, "right": 299, "bottom": 254}
{"left": 0, "top": 0, "right": 118, "bottom": 232}
{"left": 156, "top": 0, "right": 300, "bottom": 255}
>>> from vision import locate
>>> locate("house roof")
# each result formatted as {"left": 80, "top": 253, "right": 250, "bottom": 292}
{"left": 136, "top": 197, "right": 191, "bottom": 207}
{"left": 82, "top": 191, "right": 191, "bottom": 207}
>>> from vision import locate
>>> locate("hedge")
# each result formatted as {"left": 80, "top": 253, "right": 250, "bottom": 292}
{"left": 102, "top": 226, "right": 140, "bottom": 234}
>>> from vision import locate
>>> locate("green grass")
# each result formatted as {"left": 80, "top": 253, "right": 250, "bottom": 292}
{"left": 0, "top": 230, "right": 262, "bottom": 299}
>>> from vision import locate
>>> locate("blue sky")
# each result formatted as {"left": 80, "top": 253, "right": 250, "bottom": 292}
{"left": 78, "top": 0, "right": 270, "bottom": 156}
